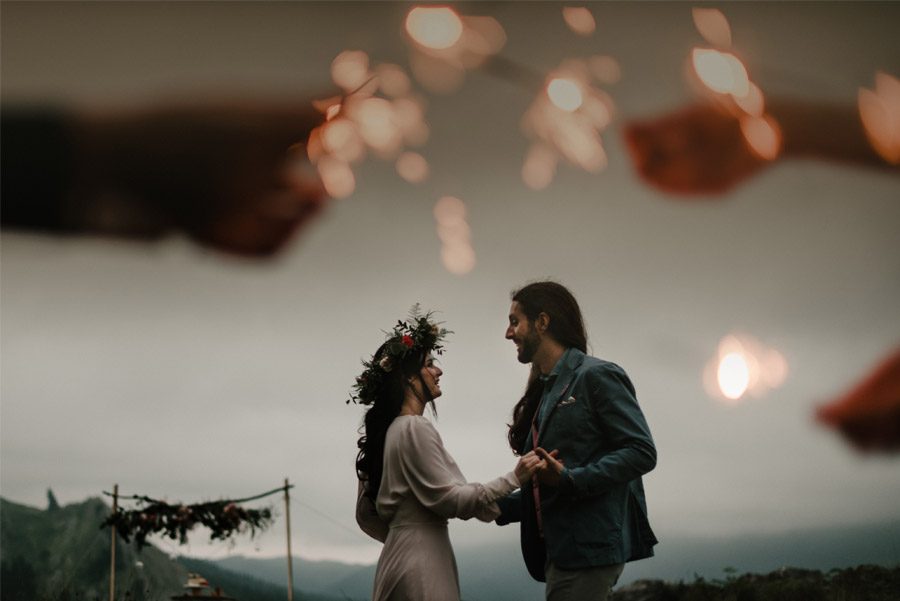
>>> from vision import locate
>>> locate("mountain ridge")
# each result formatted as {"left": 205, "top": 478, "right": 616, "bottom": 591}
{"left": 206, "top": 518, "right": 900, "bottom": 600}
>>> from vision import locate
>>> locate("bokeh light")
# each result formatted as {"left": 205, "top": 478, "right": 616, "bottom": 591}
{"left": 547, "top": 78, "right": 584, "bottom": 112}
{"left": 521, "top": 60, "right": 615, "bottom": 186}
{"left": 317, "top": 156, "right": 356, "bottom": 199}
{"left": 704, "top": 334, "right": 789, "bottom": 404}
{"left": 740, "top": 114, "right": 782, "bottom": 160}
{"left": 307, "top": 55, "right": 430, "bottom": 198}
{"left": 433, "top": 196, "right": 476, "bottom": 275}
{"left": 403, "top": 7, "right": 506, "bottom": 94}
{"left": 859, "top": 72, "right": 900, "bottom": 164}
{"left": 692, "top": 7, "right": 732, "bottom": 48}
{"left": 331, "top": 51, "right": 371, "bottom": 92}
{"left": 405, "top": 7, "right": 464, "bottom": 50}
{"left": 562, "top": 7, "right": 597, "bottom": 36}
{"left": 522, "top": 143, "right": 557, "bottom": 190}
{"left": 589, "top": 55, "right": 622, "bottom": 85}
{"left": 395, "top": 152, "right": 430, "bottom": 184}
{"left": 733, "top": 82, "right": 765, "bottom": 117}
{"left": 718, "top": 351, "right": 751, "bottom": 401}
{"left": 692, "top": 48, "right": 750, "bottom": 97}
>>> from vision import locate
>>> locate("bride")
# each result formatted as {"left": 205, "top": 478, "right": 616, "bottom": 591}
{"left": 353, "top": 307, "right": 542, "bottom": 601}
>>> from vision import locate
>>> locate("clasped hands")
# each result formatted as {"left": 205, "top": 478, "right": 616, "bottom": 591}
{"left": 514, "top": 447, "right": 565, "bottom": 486}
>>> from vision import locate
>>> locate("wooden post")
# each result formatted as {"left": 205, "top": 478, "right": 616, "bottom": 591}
{"left": 284, "top": 478, "right": 294, "bottom": 601}
{"left": 109, "top": 484, "right": 118, "bottom": 601}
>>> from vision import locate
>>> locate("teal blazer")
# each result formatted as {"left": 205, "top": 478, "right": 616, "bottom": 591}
{"left": 497, "top": 348, "right": 658, "bottom": 580}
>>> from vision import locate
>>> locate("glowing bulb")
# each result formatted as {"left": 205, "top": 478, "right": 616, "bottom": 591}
{"left": 692, "top": 48, "right": 750, "bottom": 97}
{"left": 859, "top": 73, "right": 900, "bottom": 164}
{"left": 317, "top": 157, "right": 355, "bottom": 199}
{"left": 331, "top": 51, "right": 370, "bottom": 92}
{"left": 522, "top": 144, "right": 557, "bottom": 190}
{"left": 733, "top": 82, "right": 765, "bottom": 117}
{"left": 355, "top": 98, "right": 400, "bottom": 152}
{"left": 321, "top": 119, "right": 365, "bottom": 163}
{"left": 692, "top": 7, "right": 732, "bottom": 48}
{"left": 441, "top": 244, "right": 476, "bottom": 275}
{"left": 405, "top": 7, "right": 464, "bottom": 50}
{"left": 547, "top": 78, "right": 583, "bottom": 112}
{"left": 433, "top": 195, "right": 467, "bottom": 223}
{"left": 562, "top": 7, "right": 596, "bottom": 36}
{"left": 396, "top": 152, "right": 430, "bottom": 183}
{"left": 740, "top": 114, "right": 782, "bottom": 161}
{"left": 718, "top": 351, "right": 750, "bottom": 400}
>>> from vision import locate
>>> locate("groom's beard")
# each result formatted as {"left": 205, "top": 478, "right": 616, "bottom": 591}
{"left": 517, "top": 329, "right": 541, "bottom": 364}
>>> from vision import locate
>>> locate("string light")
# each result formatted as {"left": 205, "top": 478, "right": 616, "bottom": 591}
{"left": 405, "top": 7, "right": 464, "bottom": 50}
{"left": 547, "top": 78, "right": 584, "bottom": 112}
{"left": 690, "top": 9, "right": 782, "bottom": 162}
{"left": 307, "top": 53, "right": 430, "bottom": 198}
{"left": 859, "top": 72, "right": 900, "bottom": 164}
{"left": 433, "top": 196, "right": 476, "bottom": 275}
{"left": 704, "top": 334, "right": 788, "bottom": 405}
{"left": 562, "top": 7, "right": 597, "bottom": 37}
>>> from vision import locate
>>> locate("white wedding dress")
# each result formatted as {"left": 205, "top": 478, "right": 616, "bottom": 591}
{"left": 356, "top": 415, "right": 519, "bottom": 601}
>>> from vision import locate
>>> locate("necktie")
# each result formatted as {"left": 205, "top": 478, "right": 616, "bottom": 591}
{"left": 530, "top": 403, "right": 544, "bottom": 539}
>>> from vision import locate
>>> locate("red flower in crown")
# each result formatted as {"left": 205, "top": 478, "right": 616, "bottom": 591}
{"left": 401, "top": 335, "right": 414, "bottom": 348}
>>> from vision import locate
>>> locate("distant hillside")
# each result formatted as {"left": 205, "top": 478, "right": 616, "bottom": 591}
{"left": 209, "top": 519, "right": 900, "bottom": 601}
{"left": 0, "top": 496, "right": 187, "bottom": 601}
{"left": 215, "top": 555, "right": 375, "bottom": 600}
{"left": 178, "top": 557, "right": 344, "bottom": 601}
{"left": 0, "top": 495, "right": 345, "bottom": 601}
{"left": 5, "top": 493, "right": 897, "bottom": 601}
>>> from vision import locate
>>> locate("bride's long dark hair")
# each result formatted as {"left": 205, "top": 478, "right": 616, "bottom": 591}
{"left": 356, "top": 344, "right": 433, "bottom": 501}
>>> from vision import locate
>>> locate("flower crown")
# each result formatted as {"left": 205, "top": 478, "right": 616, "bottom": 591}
{"left": 349, "top": 304, "right": 450, "bottom": 405}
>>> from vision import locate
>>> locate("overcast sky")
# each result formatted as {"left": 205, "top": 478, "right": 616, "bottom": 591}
{"left": 2, "top": 2, "right": 899, "bottom": 565}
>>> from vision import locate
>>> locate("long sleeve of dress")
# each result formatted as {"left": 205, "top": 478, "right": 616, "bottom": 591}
{"left": 356, "top": 480, "right": 389, "bottom": 542}
{"left": 391, "top": 416, "right": 519, "bottom": 522}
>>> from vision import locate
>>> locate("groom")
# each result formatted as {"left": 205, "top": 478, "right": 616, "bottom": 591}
{"left": 496, "top": 281, "right": 657, "bottom": 601}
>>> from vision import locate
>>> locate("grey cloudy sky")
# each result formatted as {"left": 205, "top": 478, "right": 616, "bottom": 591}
{"left": 2, "top": 2, "right": 899, "bottom": 565}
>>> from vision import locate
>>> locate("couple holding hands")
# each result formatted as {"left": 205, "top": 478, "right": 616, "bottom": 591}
{"left": 353, "top": 281, "right": 657, "bottom": 601}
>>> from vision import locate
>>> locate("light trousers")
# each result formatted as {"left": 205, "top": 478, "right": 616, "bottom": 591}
{"left": 545, "top": 562, "right": 625, "bottom": 601}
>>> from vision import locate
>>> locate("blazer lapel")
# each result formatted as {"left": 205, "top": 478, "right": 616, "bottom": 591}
{"left": 536, "top": 349, "right": 585, "bottom": 443}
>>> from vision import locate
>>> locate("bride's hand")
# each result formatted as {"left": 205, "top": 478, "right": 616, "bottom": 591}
{"left": 514, "top": 451, "right": 545, "bottom": 485}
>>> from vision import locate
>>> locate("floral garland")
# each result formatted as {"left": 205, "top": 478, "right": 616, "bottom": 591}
{"left": 349, "top": 304, "right": 450, "bottom": 405}
{"left": 102, "top": 496, "right": 272, "bottom": 549}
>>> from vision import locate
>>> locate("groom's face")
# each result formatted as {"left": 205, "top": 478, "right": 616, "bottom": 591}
{"left": 506, "top": 302, "right": 542, "bottom": 364}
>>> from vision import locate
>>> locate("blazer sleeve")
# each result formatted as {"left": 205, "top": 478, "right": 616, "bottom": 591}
{"left": 494, "top": 488, "right": 523, "bottom": 525}
{"left": 400, "top": 418, "right": 520, "bottom": 522}
{"left": 355, "top": 480, "right": 388, "bottom": 542}
{"left": 560, "top": 364, "right": 657, "bottom": 497}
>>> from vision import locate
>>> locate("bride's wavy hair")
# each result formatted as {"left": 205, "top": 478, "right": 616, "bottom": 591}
{"left": 507, "top": 281, "right": 587, "bottom": 454}
{"left": 356, "top": 344, "right": 434, "bottom": 501}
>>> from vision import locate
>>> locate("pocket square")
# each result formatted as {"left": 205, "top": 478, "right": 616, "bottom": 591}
{"left": 559, "top": 396, "right": 577, "bottom": 406}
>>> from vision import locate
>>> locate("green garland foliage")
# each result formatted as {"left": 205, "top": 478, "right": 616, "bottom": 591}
{"left": 101, "top": 496, "right": 272, "bottom": 549}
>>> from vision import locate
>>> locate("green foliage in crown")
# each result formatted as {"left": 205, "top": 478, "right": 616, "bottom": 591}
{"left": 349, "top": 304, "right": 450, "bottom": 405}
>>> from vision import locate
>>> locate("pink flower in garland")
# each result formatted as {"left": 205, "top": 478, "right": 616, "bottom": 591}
{"left": 402, "top": 335, "right": 414, "bottom": 348}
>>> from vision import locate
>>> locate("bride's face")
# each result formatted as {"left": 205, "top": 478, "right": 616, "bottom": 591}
{"left": 416, "top": 353, "right": 443, "bottom": 399}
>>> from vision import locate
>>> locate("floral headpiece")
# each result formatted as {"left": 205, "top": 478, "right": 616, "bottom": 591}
{"left": 349, "top": 304, "right": 450, "bottom": 405}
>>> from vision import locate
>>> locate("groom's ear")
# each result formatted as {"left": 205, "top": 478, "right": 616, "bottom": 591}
{"left": 535, "top": 312, "right": 550, "bottom": 334}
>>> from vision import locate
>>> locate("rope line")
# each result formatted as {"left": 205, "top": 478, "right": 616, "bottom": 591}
{"left": 102, "top": 483, "right": 293, "bottom": 506}
{"left": 291, "top": 497, "right": 368, "bottom": 540}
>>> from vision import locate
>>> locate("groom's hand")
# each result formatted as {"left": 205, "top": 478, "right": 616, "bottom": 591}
{"left": 514, "top": 450, "right": 545, "bottom": 485}
{"left": 534, "top": 448, "right": 564, "bottom": 486}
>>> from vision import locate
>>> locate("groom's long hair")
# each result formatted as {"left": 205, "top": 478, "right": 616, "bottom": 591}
{"left": 507, "top": 281, "right": 588, "bottom": 454}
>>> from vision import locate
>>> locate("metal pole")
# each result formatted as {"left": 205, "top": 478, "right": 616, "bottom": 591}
{"left": 109, "top": 484, "right": 118, "bottom": 601}
{"left": 284, "top": 478, "right": 294, "bottom": 601}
